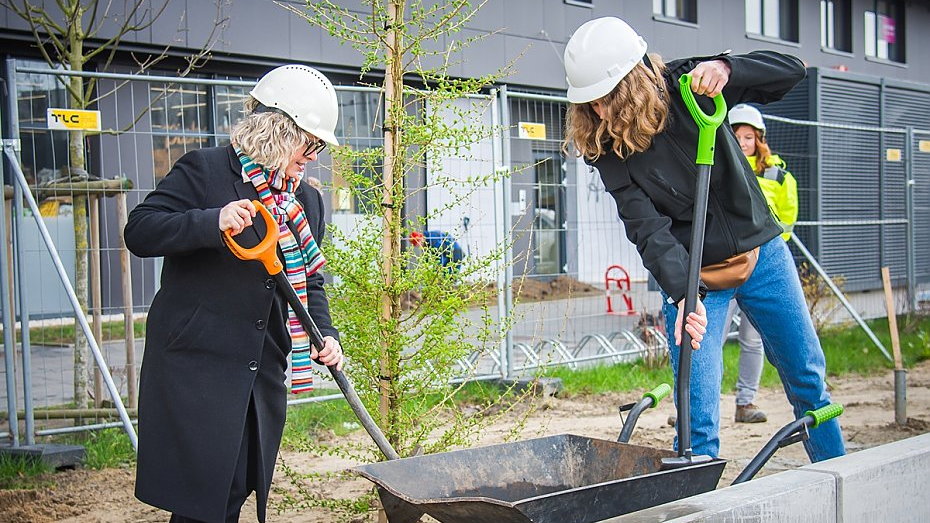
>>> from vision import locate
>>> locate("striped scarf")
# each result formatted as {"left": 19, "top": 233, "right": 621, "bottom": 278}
{"left": 235, "top": 147, "right": 325, "bottom": 394}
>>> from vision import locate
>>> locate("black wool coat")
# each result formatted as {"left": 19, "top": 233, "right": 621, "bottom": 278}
{"left": 125, "top": 144, "right": 337, "bottom": 522}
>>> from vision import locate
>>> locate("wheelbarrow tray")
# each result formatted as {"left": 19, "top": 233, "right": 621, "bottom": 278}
{"left": 354, "top": 434, "right": 725, "bottom": 523}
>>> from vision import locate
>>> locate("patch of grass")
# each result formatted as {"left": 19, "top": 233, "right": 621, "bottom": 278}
{"left": 3, "top": 318, "right": 147, "bottom": 347}
{"left": 56, "top": 428, "right": 136, "bottom": 470}
{"left": 0, "top": 454, "right": 53, "bottom": 490}
{"left": 544, "top": 362, "right": 673, "bottom": 398}
{"left": 819, "top": 315, "right": 930, "bottom": 376}
{"left": 282, "top": 397, "right": 362, "bottom": 449}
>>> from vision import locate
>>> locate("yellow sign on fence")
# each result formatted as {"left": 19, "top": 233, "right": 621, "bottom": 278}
{"left": 518, "top": 122, "right": 546, "bottom": 140}
{"left": 920, "top": 140, "right": 930, "bottom": 153}
{"left": 886, "top": 148, "right": 902, "bottom": 162}
{"left": 46, "top": 108, "right": 101, "bottom": 131}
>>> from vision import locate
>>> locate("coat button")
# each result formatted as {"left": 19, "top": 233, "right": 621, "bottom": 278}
{"left": 264, "top": 278, "right": 275, "bottom": 289}
{"left": 255, "top": 319, "right": 266, "bottom": 330}
{"left": 248, "top": 361, "right": 259, "bottom": 371}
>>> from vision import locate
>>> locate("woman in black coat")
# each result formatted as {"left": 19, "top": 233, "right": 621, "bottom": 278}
{"left": 125, "top": 64, "right": 344, "bottom": 523}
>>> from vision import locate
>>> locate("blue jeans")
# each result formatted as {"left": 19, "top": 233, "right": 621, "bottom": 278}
{"left": 662, "top": 237, "right": 845, "bottom": 461}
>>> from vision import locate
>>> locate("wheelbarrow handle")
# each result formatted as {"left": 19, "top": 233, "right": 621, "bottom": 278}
{"left": 732, "top": 403, "right": 844, "bottom": 484}
{"left": 618, "top": 383, "right": 671, "bottom": 443}
{"left": 225, "top": 200, "right": 401, "bottom": 461}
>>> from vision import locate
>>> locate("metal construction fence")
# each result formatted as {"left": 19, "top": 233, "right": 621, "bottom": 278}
{"left": 1, "top": 63, "right": 928, "bottom": 443}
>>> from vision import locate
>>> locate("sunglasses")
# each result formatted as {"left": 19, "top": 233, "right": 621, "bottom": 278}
{"left": 302, "top": 138, "right": 327, "bottom": 158}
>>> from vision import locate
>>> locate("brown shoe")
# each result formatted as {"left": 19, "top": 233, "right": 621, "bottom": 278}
{"left": 735, "top": 403, "right": 768, "bottom": 423}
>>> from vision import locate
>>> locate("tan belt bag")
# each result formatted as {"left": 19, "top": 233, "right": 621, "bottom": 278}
{"left": 700, "top": 247, "right": 760, "bottom": 290}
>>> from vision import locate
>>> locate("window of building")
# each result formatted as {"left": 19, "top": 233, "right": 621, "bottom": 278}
{"left": 745, "top": 0, "right": 799, "bottom": 42}
{"left": 150, "top": 82, "right": 213, "bottom": 178}
{"left": 653, "top": 0, "right": 697, "bottom": 23}
{"left": 821, "top": 0, "right": 852, "bottom": 52}
{"left": 865, "top": 0, "right": 905, "bottom": 63}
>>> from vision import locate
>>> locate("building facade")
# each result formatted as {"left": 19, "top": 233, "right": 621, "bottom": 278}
{"left": 1, "top": 0, "right": 929, "bottom": 313}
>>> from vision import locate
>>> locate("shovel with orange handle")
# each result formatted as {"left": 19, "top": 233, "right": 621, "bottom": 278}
{"left": 223, "top": 201, "right": 400, "bottom": 461}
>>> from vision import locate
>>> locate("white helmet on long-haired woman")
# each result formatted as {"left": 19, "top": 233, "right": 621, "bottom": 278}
{"left": 564, "top": 17, "right": 648, "bottom": 104}
{"left": 729, "top": 104, "right": 766, "bottom": 136}
{"left": 250, "top": 64, "right": 340, "bottom": 146}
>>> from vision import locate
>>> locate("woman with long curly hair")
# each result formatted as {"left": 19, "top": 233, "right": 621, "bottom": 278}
{"left": 563, "top": 17, "right": 844, "bottom": 462}
{"left": 126, "top": 65, "right": 344, "bottom": 523}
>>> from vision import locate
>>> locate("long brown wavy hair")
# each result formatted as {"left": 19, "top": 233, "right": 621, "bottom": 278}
{"left": 564, "top": 53, "right": 669, "bottom": 161}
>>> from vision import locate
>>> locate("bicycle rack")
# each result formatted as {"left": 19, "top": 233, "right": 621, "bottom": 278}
{"left": 573, "top": 333, "right": 624, "bottom": 364}
{"left": 613, "top": 329, "right": 664, "bottom": 363}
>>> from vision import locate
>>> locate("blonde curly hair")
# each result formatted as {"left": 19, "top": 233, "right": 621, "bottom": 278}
{"left": 564, "top": 54, "right": 669, "bottom": 161}
{"left": 231, "top": 97, "right": 310, "bottom": 171}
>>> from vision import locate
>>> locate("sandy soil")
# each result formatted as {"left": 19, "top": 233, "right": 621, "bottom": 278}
{"left": 2, "top": 360, "right": 928, "bottom": 523}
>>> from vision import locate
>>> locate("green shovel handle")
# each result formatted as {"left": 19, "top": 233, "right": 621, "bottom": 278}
{"left": 679, "top": 74, "right": 728, "bottom": 165}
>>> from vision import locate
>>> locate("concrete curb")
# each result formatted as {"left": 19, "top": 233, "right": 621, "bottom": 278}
{"left": 596, "top": 433, "right": 930, "bottom": 522}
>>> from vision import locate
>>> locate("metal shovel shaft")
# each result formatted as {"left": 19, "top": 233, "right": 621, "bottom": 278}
{"left": 677, "top": 162, "right": 713, "bottom": 458}
{"left": 272, "top": 271, "right": 401, "bottom": 460}
{"left": 674, "top": 74, "right": 727, "bottom": 461}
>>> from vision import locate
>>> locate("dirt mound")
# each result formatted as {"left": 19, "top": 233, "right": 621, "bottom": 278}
{"left": 512, "top": 275, "right": 600, "bottom": 302}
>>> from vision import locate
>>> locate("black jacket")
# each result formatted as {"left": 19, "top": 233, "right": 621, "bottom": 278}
{"left": 589, "top": 51, "right": 805, "bottom": 303}
{"left": 125, "top": 145, "right": 337, "bottom": 522}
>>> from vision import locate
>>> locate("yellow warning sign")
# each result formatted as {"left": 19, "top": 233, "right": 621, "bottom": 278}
{"left": 885, "top": 148, "right": 902, "bottom": 162}
{"left": 920, "top": 140, "right": 930, "bottom": 153}
{"left": 46, "top": 108, "right": 101, "bottom": 131}
{"left": 518, "top": 122, "right": 546, "bottom": 140}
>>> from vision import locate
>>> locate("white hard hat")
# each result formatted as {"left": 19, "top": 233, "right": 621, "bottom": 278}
{"left": 729, "top": 104, "right": 766, "bottom": 135}
{"left": 250, "top": 64, "right": 340, "bottom": 146}
{"left": 564, "top": 17, "right": 648, "bottom": 104}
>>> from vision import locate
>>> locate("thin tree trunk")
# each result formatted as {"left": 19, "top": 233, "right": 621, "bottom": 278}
{"left": 68, "top": 16, "right": 91, "bottom": 409}
{"left": 379, "top": 0, "right": 406, "bottom": 447}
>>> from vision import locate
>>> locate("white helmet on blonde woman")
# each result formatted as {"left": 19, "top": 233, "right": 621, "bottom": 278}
{"left": 564, "top": 17, "right": 648, "bottom": 104}
{"left": 250, "top": 64, "right": 340, "bottom": 146}
{"left": 729, "top": 104, "right": 766, "bottom": 135}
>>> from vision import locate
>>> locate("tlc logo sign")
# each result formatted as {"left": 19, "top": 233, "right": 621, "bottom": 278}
{"left": 46, "top": 108, "right": 101, "bottom": 131}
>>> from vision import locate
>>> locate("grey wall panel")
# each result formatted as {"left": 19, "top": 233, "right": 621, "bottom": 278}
{"left": 821, "top": 225, "right": 881, "bottom": 290}
{"left": 819, "top": 77, "right": 881, "bottom": 124}
{"left": 914, "top": 132, "right": 930, "bottom": 283}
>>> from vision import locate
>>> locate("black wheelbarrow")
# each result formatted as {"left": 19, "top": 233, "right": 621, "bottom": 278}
{"left": 354, "top": 396, "right": 842, "bottom": 523}
{"left": 351, "top": 75, "right": 842, "bottom": 522}
{"left": 355, "top": 385, "right": 727, "bottom": 523}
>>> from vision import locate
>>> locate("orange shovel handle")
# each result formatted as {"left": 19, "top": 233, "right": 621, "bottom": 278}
{"left": 222, "top": 200, "right": 283, "bottom": 275}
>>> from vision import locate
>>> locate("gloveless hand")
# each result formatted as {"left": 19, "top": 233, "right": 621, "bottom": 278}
{"left": 313, "top": 335, "right": 345, "bottom": 371}
{"left": 675, "top": 298, "right": 708, "bottom": 350}
{"left": 219, "top": 199, "right": 257, "bottom": 236}
{"left": 688, "top": 60, "right": 731, "bottom": 98}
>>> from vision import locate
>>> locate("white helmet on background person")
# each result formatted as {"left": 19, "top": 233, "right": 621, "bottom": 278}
{"left": 564, "top": 17, "right": 648, "bottom": 104}
{"left": 729, "top": 104, "right": 766, "bottom": 135}
{"left": 250, "top": 64, "right": 340, "bottom": 146}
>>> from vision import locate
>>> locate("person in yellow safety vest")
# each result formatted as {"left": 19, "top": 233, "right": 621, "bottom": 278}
{"left": 730, "top": 104, "right": 799, "bottom": 240}
{"left": 724, "top": 103, "right": 799, "bottom": 423}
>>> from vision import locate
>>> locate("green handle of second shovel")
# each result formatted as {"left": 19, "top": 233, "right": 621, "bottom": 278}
{"left": 679, "top": 73, "right": 728, "bottom": 166}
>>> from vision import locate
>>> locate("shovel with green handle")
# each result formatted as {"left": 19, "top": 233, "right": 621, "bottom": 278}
{"left": 661, "top": 72, "right": 728, "bottom": 470}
